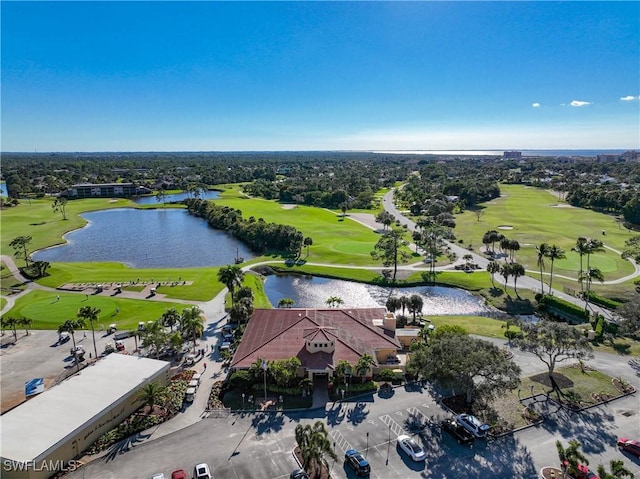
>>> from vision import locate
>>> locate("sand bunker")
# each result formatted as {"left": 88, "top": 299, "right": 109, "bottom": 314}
{"left": 497, "top": 225, "right": 514, "bottom": 230}
{"left": 281, "top": 204, "right": 297, "bottom": 210}
{"left": 550, "top": 203, "right": 574, "bottom": 208}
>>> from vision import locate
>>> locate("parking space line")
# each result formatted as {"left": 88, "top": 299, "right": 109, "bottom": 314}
{"left": 378, "top": 414, "right": 405, "bottom": 438}
{"left": 330, "top": 430, "right": 351, "bottom": 453}
{"left": 406, "top": 407, "right": 430, "bottom": 425}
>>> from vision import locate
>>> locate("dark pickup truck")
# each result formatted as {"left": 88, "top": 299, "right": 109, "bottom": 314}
{"left": 441, "top": 418, "right": 475, "bottom": 445}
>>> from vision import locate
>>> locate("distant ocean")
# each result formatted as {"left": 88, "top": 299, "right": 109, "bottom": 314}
{"left": 372, "top": 149, "right": 632, "bottom": 157}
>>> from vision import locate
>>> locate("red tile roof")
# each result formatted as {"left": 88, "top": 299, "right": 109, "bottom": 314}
{"left": 231, "top": 308, "right": 400, "bottom": 370}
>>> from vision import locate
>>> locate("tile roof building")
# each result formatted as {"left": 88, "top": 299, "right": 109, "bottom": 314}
{"left": 231, "top": 308, "right": 401, "bottom": 380}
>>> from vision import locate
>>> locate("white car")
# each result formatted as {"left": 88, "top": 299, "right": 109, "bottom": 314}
{"left": 396, "top": 434, "right": 426, "bottom": 461}
{"left": 151, "top": 474, "right": 165, "bottom": 479}
{"left": 455, "top": 413, "right": 491, "bottom": 438}
{"left": 194, "top": 463, "right": 212, "bottom": 479}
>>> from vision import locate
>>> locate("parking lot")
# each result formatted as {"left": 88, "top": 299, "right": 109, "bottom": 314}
{"left": 64, "top": 378, "right": 640, "bottom": 479}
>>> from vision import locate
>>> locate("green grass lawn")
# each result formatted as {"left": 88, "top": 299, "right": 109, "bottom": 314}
{"left": 454, "top": 185, "right": 635, "bottom": 284}
{"left": 7, "top": 289, "right": 188, "bottom": 330}
{"left": 213, "top": 191, "right": 385, "bottom": 267}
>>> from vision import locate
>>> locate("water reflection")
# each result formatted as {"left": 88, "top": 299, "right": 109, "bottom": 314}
{"left": 264, "top": 274, "right": 492, "bottom": 315}
{"left": 133, "top": 189, "right": 219, "bottom": 204}
{"left": 33, "top": 208, "right": 254, "bottom": 268}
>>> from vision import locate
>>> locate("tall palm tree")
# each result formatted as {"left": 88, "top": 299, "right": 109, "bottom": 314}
{"left": 217, "top": 265, "right": 244, "bottom": 305}
{"left": 325, "top": 296, "right": 344, "bottom": 308}
{"left": 334, "top": 360, "right": 352, "bottom": 385}
{"left": 77, "top": 305, "right": 101, "bottom": 359}
{"left": 596, "top": 459, "right": 635, "bottom": 479}
{"left": 584, "top": 238, "right": 605, "bottom": 273}
{"left": 58, "top": 318, "right": 85, "bottom": 351}
{"left": 356, "top": 354, "right": 375, "bottom": 383}
{"left": 303, "top": 237, "right": 313, "bottom": 258}
{"left": 509, "top": 239, "right": 520, "bottom": 262}
{"left": 572, "top": 237, "right": 589, "bottom": 293}
{"left": 230, "top": 297, "right": 254, "bottom": 324}
{"left": 408, "top": 294, "right": 424, "bottom": 324}
{"left": 294, "top": 421, "right": 337, "bottom": 479}
{"left": 510, "top": 263, "right": 526, "bottom": 296}
{"left": 180, "top": 306, "right": 204, "bottom": 353}
{"left": 556, "top": 439, "right": 588, "bottom": 479}
{"left": 500, "top": 264, "right": 511, "bottom": 295}
{"left": 582, "top": 267, "right": 605, "bottom": 312}
{"left": 278, "top": 298, "right": 295, "bottom": 308}
{"left": 136, "top": 382, "right": 167, "bottom": 413}
{"left": 399, "top": 296, "right": 410, "bottom": 317}
{"left": 161, "top": 307, "right": 181, "bottom": 331}
{"left": 385, "top": 296, "right": 401, "bottom": 313}
{"left": 2, "top": 317, "right": 20, "bottom": 343}
{"left": 486, "top": 261, "right": 501, "bottom": 288}
{"left": 536, "top": 243, "right": 550, "bottom": 295}
{"left": 18, "top": 317, "right": 33, "bottom": 336}
{"left": 546, "top": 244, "right": 566, "bottom": 293}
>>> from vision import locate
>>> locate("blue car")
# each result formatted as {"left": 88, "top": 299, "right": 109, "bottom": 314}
{"left": 345, "top": 449, "right": 370, "bottom": 476}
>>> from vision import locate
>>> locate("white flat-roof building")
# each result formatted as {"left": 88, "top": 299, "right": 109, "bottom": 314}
{"left": 0, "top": 354, "right": 170, "bottom": 479}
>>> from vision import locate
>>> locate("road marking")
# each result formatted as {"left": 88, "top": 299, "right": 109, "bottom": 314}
{"left": 330, "top": 430, "right": 351, "bottom": 452}
{"left": 378, "top": 414, "right": 406, "bottom": 438}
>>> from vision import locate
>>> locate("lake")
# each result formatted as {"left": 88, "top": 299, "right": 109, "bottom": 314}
{"left": 263, "top": 274, "right": 493, "bottom": 315}
{"left": 133, "top": 189, "right": 219, "bottom": 205}
{"left": 32, "top": 208, "right": 254, "bottom": 268}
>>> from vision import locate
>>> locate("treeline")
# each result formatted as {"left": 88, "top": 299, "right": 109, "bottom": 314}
{"left": 566, "top": 184, "right": 640, "bottom": 225}
{"left": 184, "top": 198, "right": 306, "bottom": 256}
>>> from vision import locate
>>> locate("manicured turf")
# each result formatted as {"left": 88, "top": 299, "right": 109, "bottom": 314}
{"left": 453, "top": 185, "right": 635, "bottom": 283}
{"left": 7, "top": 289, "right": 188, "bottom": 330}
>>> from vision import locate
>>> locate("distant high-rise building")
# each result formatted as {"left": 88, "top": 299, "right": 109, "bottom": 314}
{"left": 503, "top": 151, "right": 522, "bottom": 159}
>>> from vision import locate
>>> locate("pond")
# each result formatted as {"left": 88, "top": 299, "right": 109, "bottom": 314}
{"left": 32, "top": 208, "right": 255, "bottom": 268}
{"left": 133, "top": 189, "right": 219, "bottom": 205}
{"left": 263, "top": 274, "right": 493, "bottom": 315}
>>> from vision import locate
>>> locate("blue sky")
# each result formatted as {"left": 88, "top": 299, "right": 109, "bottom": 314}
{"left": 2, "top": 1, "right": 639, "bottom": 152}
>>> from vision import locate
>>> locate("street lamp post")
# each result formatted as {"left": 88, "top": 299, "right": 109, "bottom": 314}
{"left": 366, "top": 432, "right": 369, "bottom": 458}
{"left": 242, "top": 393, "right": 245, "bottom": 408}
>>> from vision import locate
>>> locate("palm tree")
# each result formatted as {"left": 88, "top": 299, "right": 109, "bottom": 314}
{"left": 58, "top": 318, "right": 85, "bottom": 351}
{"left": 509, "top": 239, "right": 520, "bottom": 262}
{"left": 278, "top": 298, "right": 295, "bottom": 308}
{"left": 556, "top": 439, "right": 588, "bottom": 479}
{"left": 582, "top": 267, "right": 605, "bottom": 312}
{"left": 385, "top": 296, "right": 401, "bottom": 313}
{"left": 486, "top": 261, "right": 501, "bottom": 288}
{"left": 572, "top": 237, "right": 589, "bottom": 293}
{"left": 2, "top": 317, "right": 20, "bottom": 343}
{"left": 536, "top": 243, "right": 550, "bottom": 295}
{"left": 584, "top": 238, "right": 605, "bottom": 273}
{"left": 510, "top": 263, "right": 526, "bottom": 296}
{"left": 334, "top": 360, "right": 352, "bottom": 385}
{"left": 161, "top": 307, "right": 181, "bottom": 331}
{"left": 596, "top": 459, "right": 635, "bottom": 479}
{"left": 355, "top": 354, "right": 375, "bottom": 383}
{"left": 303, "top": 237, "right": 313, "bottom": 258}
{"left": 325, "top": 296, "right": 344, "bottom": 308}
{"left": 136, "top": 382, "right": 167, "bottom": 413}
{"left": 546, "top": 244, "right": 566, "bottom": 293}
{"left": 408, "top": 294, "right": 424, "bottom": 324}
{"left": 77, "top": 305, "right": 101, "bottom": 359}
{"left": 229, "top": 297, "right": 253, "bottom": 324}
{"left": 500, "top": 264, "right": 511, "bottom": 295}
{"left": 217, "top": 265, "right": 244, "bottom": 305}
{"left": 180, "top": 306, "right": 204, "bottom": 353}
{"left": 399, "top": 296, "right": 410, "bottom": 317}
{"left": 18, "top": 317, "right": 32, "bottom": 336}
{"left": 294, "top": 421, "right": 337, "bottom": 478}
{"left": 155, "top": 188, "right": 167, "bottom": 207}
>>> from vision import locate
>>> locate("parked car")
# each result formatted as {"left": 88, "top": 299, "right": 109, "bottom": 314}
{"left": 151, "top": 474, "right": 165, "bottom": 479}
{"left": 441, "top": 418, "right": 475, "bottom": 445}
{"left": 70, "top": 345, "right": 85, "bottom": 357}
{"left": 289, "top": 469, "right": 310, "bottom": 479}
{"left": 194, "top": 463, "right": 211, "bottom": 479}
{"left": 455, "top": 414, "right": 490, "bottom": 438}
{"left": 191, "top": 373, "right": 201, "bottom": 385}
{"left": 115, "top": 340, "right": 125, "bottom": 351}
{"left": 184, "top": 354, "right": 196, "bottom": 366}
{"left": 617, "top": 438, "right": 640, "bottom": 457}
{"left": 345, "top": 448, "right": 370, "bottom": 476}
{"left": 170, "top": 470, "right": 187, "bottom": 479}
{"left": 396, "top": 434, "right": 427, "bottom": 462}
{"left": 107, "top": 323, "right": 117, "bottom": 334}
{"left": 573, "top": 463, "right": 599, "bottom": 479}
{"left": 188, "top": 379, "right": 199, "bottom": 389}
{"left": 58, "top": 332, "right": 71, "bottom": 343}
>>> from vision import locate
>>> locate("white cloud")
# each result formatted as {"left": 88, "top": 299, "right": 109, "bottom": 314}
{"left": 532, "top": 102, "right": 540, "bottom": 108}
{"left": 620, "top": 95, "right": 639, "bottom": 101}
{"left": 570, "top": 100, "right": 591, "bottom": 107}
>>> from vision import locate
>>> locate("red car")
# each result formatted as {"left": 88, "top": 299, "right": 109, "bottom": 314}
{"left": 617, "top": 438, "right": 640, "bottom": 457}
{"left": 171, "top": 470, "right": 187, "bottom": 479}
{"left": 574, "top": 463, "right": 599, "bottom": 479}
